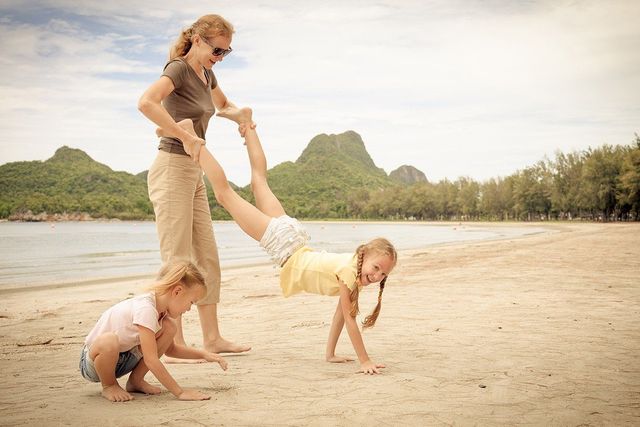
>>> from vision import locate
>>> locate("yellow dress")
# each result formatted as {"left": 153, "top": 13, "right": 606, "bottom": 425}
{"left": 279, "top": 247, "right": 358, "bottom": 297}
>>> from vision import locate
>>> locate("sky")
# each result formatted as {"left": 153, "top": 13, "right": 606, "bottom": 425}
{"left": 0, "top": 0, "right": 638, "bottom": 186}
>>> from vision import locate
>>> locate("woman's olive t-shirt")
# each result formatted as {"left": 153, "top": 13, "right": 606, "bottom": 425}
{"left": 158, "top": 57, "right": 217, "bottom": 155}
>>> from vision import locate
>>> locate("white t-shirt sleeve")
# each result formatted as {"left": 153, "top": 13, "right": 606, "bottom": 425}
{"left": 132, "top": 296, "right": 160, "bottom": 332}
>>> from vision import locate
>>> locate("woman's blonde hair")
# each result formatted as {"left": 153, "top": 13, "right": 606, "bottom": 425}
{"left": 349, "top": 238, "right": 397, "bottom": 328}
{"left": 147, "top": 261, "right": 206, "bottom": 297}
{"left": 169, "top": 14, "right": 235, "bottom": 60}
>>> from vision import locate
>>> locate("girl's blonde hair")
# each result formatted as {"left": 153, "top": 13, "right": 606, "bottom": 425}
{"left": 169, "top": 14, "right": 235, "bottom": 60}
{"left": 349, "top": 238, "right": 397, "bottom": 328}
{"left": 147, "top": 261, "right": 206, "bottom": 297}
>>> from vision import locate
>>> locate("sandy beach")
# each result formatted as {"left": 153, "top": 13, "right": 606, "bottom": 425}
{"left": 0, "top": 222, "right": 638, "bottom": 426}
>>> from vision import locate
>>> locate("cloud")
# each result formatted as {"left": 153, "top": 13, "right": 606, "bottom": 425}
{"left": 0, "top": 0, "right": 638, "bottom": 185}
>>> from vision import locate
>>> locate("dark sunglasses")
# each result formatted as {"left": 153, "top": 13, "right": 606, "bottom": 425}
{"left": 202, "top": 38, "right": 233, "bottom": 57}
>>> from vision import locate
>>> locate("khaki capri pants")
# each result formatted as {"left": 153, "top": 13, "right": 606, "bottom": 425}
{"left": 147, "top": 150, "right": 221, "bottom": 304}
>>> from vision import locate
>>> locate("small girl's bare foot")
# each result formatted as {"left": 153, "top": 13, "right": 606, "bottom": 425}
{"left": 102, "top": 384, "right": 134, "bottom": 402}
{"left": 126, "top": 378, "right": 162, "bottom": 395}
{"left": 217, "top": 106, "right": 252, "bottom": 125}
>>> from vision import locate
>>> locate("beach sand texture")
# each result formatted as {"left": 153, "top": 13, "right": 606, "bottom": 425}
{"left": 0, "top": 223, "right": 638, "bottom": 426}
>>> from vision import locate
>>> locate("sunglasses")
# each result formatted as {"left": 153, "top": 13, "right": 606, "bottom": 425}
{"left": 202, "top": 37, "right": 233, "bottom": 58}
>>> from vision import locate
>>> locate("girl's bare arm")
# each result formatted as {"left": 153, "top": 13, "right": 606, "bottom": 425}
{"left": 325, "top": 300, "right": 354, "bottom": 363}
{"left": 337, "top": 281, "right": 385, "bottom": 374}
{"left": 137, "top": 326, "right": 209, "bottom": 400}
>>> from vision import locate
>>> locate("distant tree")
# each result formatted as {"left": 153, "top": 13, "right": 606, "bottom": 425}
{"left": 617, "top": 135, "right": 640, "bottom": 220}
{"left": 579, "top": 145, "right": 625, "bottom": 221}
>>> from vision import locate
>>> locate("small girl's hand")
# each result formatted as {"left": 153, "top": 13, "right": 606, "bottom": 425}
{"left": 358, "top": 359, "right": 386, "bottom": 375}
{"left": 178, "top": 389, "right": 211, "bottom": 401}
{"left": 204, "top": 352, "right": 228, "bottom": 371}
{"left": 326, "top": 355, "right": 355, "bottom": 363}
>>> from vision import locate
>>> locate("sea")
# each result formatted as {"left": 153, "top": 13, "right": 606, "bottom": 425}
{"left": 0, "top": 221, "right": 548, "bottom": 290}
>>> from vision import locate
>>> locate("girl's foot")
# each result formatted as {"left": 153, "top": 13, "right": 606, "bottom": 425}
{"left": 101, "top": 384, "right": 134, "bottom": 402}
{"left": 156, "top": 119, "right": 196, "bottom": 139}
{"left": 126, "top": 378, "right": 162, "bottom": 395}
{"left": 216, "top": 106, "right": 253, "bottom": 126}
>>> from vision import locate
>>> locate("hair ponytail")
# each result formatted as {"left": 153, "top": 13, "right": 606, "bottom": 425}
{"left": 168, "top": 14, "right": 235, "bottom": 60}
{"left": 147, "top": 261, "right": 206, "bottom": 297}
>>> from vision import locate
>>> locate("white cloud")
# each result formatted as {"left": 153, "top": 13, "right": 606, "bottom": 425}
{"left": 0, "top": 0, "right": 638, "bottom": 185}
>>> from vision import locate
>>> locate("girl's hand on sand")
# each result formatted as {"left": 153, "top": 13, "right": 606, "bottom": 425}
{"left": 204, "top": 353, "right": 228, "bottom": 370}
{"left": 358, "top": 360, "right": 386, "bottom": 375}
{"left": 182, "top": 135, "right": 205, "bottom": 163}
{"left": 326, "top": 355, "right": 355, "bottom": 363}
{"left": 178, "top": 389, "right": 211, "bottom": 401}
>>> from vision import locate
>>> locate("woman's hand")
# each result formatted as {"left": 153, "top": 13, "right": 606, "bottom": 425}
{"left": 326, "top": 355, "right": 355, "bottom": 363}
{"left": 204, "top": 352, "right": 228, "bottom": 371}
{"left": 178, "top": 389, "right": 211, "bottom": 401}
{"left": 358, "top": 359, "right": 386, "bottom": 375}
{"left": 182, "top": 134, "right": 206, "bottom": 163}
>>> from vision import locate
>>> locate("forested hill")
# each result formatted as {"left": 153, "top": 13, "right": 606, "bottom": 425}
{"left": 0, "top": 131, "right": 415, "bottom": 220}
{"left": 258, "top": 131, "right": 392, "bottom": 218}
{"left": 0, "top": 146, "right": 152, "bottom": 220}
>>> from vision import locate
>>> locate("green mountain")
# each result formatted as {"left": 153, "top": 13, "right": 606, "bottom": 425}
{"left": 0, "top": 146, "right": 153, "bottom": 220}
{"left": 389, "top": 165, "right": 428, "bottom": 185}
{"left": 253, "top": 130, "right": 392, "bottom": 218}
{"left": 0, "top": 131, "right": 399, "bottom": 220}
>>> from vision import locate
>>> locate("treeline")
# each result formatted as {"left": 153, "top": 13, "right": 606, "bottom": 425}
{"left": 1, "top": 136, "right": 638, "bottom": 222}
{"left": 344, "top": 136, "right": 640, "bottom": 221}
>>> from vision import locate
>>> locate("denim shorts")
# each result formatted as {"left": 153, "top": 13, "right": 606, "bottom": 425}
{"left": 79, "top": 345, "right": 143, "bottom": 382}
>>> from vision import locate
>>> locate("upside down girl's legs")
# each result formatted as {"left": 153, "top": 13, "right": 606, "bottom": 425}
{"left": 242, "top": 126, "right": 287, "bottom": 218}
{"left": 161, "top": 119, "right": 271, "bottom": 241}
{"left": 197, "top": 146, "right": 271, "bottom": 242}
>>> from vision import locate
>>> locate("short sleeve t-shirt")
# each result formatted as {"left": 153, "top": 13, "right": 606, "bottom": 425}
{"left": 84, "top": 293, "right": 162, "bottom": 353}
{"left": 158, "top": 57, "right": 217, "bottom": 155}
{"left": 279, "top": 247, "right": 359, "bottom": 297}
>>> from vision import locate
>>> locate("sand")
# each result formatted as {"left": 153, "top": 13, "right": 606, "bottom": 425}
{"left": 0, "top": 222, "right": 638, "bottom": 426}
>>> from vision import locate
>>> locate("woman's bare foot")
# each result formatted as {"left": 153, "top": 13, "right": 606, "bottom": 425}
{"left": 126, "top": 378, "right": 162, "bottom": 395}
{"left": 216, "top": 106, "right": 252, "bottom": 126}
{"left": 101, "top": 384, "right": 134, "bottom": 402}
{"left": 205, "top": 337, "right": 251, "bottom": 354}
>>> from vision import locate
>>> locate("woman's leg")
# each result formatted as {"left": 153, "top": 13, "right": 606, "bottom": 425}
{"left": 148, "top": 148, "right": 248, "bottom": 361}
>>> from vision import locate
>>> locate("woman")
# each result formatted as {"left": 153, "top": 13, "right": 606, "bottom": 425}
{"left": 138, "top": 14, "right": 250, "bottom": 359}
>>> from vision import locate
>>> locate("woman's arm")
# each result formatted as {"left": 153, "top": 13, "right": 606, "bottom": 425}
{"left": 138, "top": 77, "right": 205, "bottom": 161}
{"left": 325, "top": 300, "right": 354, "bottom": 363}
{"left": 337, "top": 281, "right": 385, "bottom": 374}
{"left": 137, "top": 325, "right": 209, "bottom": 400}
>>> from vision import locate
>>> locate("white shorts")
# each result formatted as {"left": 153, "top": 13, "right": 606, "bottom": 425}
{"left": 259, "top": 215, "right": 310, "bottom": 266}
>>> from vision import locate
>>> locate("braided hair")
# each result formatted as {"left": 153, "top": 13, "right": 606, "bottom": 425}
{"left": 349, "top": 238, "right": 397, "bottom": 328}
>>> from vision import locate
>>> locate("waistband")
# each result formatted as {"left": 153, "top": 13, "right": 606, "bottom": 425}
{"left": 158, "top": 138, "right": 188, "bottom": 156}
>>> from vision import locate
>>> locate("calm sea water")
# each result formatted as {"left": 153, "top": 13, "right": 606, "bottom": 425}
{"left": 0, "top": 221, "right": 547, "bottom": 289}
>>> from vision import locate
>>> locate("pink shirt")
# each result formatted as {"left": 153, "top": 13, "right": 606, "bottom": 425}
{"left": 84, "top": 293, "right": 163, "bottom": 353}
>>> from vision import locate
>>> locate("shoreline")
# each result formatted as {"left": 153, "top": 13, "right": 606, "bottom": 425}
{"left": 0, "top": 222, "right": 557, "bottom": 295}
{"left": 0, "top": 222, "right": 638, "bottom": 425}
